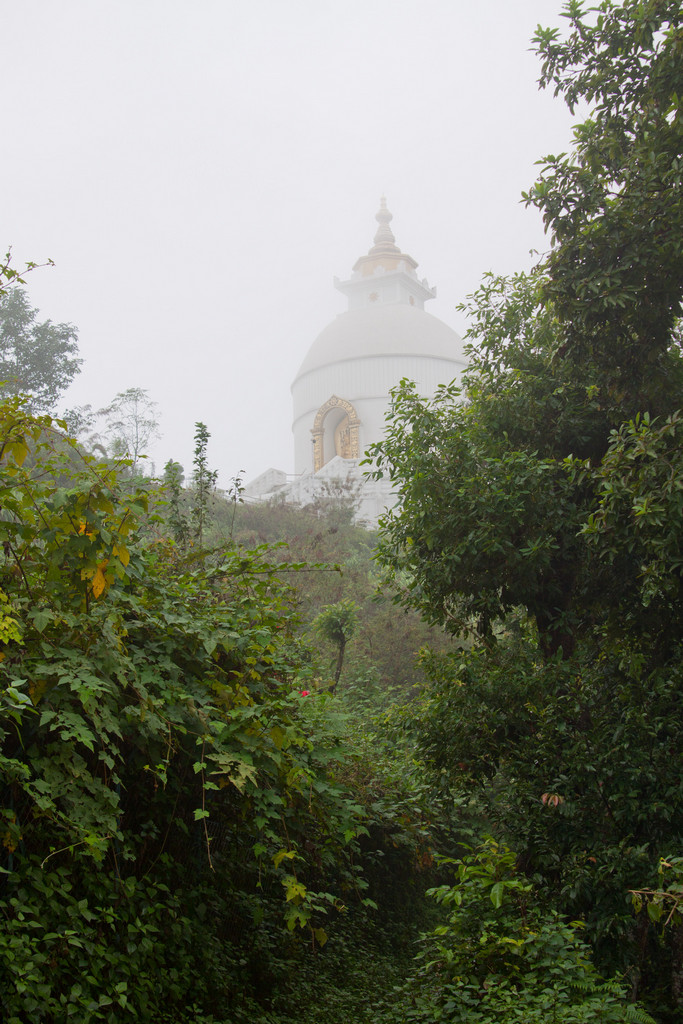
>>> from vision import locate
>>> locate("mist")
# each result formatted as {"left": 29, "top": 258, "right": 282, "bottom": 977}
{"left": 3, "top": 0, "right": 576, "bottom": 485}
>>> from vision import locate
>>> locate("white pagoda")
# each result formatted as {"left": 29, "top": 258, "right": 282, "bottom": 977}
{"left": 245, "top": 199, "right": 467, "bottom": 526}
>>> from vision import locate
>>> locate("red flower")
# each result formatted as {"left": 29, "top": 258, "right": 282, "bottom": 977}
{"left": 299, "top": 690, "right": 311, "bottom": 697}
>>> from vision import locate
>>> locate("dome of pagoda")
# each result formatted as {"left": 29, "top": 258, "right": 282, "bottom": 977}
{"left": 294, "top": 302, "right": 463, "bottom": 382}
{"left": 290, "top": 199, "right": 466, "bottom": 476}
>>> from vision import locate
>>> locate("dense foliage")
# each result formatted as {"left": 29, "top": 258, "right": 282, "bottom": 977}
{"left": 0, "top": 400, "right": 642, "bottom": 1023}
{"left": 529, "top": 0, "right": 683, "bottom": 384}
{"left": 4, "top": 3, "right": 682, "bottom": 1020}
{"left": 367, "top": 1, "right": 683, "bottom": 1018}
{"left": 230, "top": 496, "right": 456, "bottom": 695}
{"left": 399, "top": 840, "right": 655, "bottom": 1023}
{"left": 0, "top": 399, "right": 454, "bottom": 1023}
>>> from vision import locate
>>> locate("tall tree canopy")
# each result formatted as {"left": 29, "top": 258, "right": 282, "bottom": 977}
{"left": 368, "top": 4, "right": 683, "bottom": 1011}
{"left": 529, "top": 0, "right": 683, "bottom": 392}
{"left": 370, "top": 0, "right": 683, "bottom": 661}
{"left": 99, "top": 387, "right": 160, "bottom": 472}
{"left": 0, "top": 288, "right": 81, "bottom": 412}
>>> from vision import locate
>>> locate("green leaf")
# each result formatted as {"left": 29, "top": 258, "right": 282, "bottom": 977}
{"left": 647, "top": 901, "right": 663, "bottom": 923}
{"left": 273, "top": 849, "right": 296, "bottom": 869}
{"left": 489, "top": 881, "right": 504, "bottom": 908}
{"left": 28, "top": 608, "right": 53, "bottom": 633}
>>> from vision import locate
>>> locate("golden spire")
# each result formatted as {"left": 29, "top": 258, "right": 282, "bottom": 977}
{"left": 352, "top": 197, "right": 418, "bottom": 275}
{"left": 371, "top": 196, "right": 399, "bottom": 253}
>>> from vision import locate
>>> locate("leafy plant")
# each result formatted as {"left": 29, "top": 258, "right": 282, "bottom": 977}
{"left": 401, "top": 839, "right": 655, "bottom": 1023}
{"left": 0, "top": 399, "right": 385, "bottom": 1016}
{"left": 191, "top": 421, "right": 218, "bottom": 549}
{"left": 312, "top": 599, "right": 358, "bottom": 690}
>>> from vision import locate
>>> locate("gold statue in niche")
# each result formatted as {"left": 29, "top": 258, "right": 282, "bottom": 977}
{"left": 334, "top": 416, "right": 353, "bottom": 458}
{"left": 312, "top": 396, "right": 360, "bottom": 472}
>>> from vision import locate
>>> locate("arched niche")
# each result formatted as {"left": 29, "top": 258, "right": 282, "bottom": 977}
{"left": 311, "top": 395, "right": 360, "bottom": 472}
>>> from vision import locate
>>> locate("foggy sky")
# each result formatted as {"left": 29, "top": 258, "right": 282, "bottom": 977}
{"left": 3, "top": 0, "right": 577, "bottom": 486}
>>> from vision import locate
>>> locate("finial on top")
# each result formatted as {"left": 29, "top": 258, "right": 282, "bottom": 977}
{"left": 351, "top": 196, "right": 418, "bottom": 275}
{"left": 371, "top": 196, "right": 399, "bottom": 253}
{"left": 373, "top": 196, "right": 396, "bottom": 248}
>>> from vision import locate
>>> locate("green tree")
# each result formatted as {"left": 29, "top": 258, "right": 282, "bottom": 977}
{"left": 368, "top": 283, "right": 602, "bottom": 660}
{"left": 163, "top": 457, "right": 190, "bottom": 549}
{"left": 312, "top": 599, "right": 358, "bottom": 689}
{"left": 528, "top": 0, "right": 683, "bottom": 398}
{"left": 0, "top": 287, "right": 81, "bottom": 412}
{"left": 367, "top": 1, "right": 683, "bottom": 1014}
{"left": 99, "top": 386, "right": 160, "bottom": 473}
{"left": 190, "top": 421, "right": 217, "bottom": 548}
{"left": 413, "top": 628, "right": 683, "bottom": 998}
{"left": 370, "top": 0, "right": 683, "bottom": 661}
